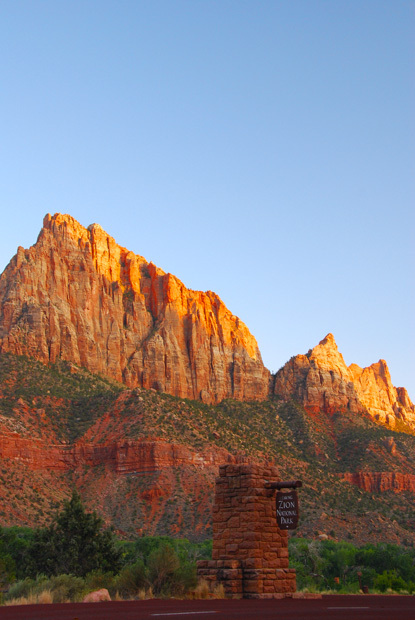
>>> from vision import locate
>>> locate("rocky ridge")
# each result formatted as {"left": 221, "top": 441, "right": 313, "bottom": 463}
{"left": 341, "top": 471, "right": 415, "bottom": 494}
{"left": 273, "top": 333, "right": 415, "bottom": 430}
{"left": 1, "top": 214, "right": 413, "bottom": 431}
{"left": 0, "top": 214, "right": 269, "bottom": 404}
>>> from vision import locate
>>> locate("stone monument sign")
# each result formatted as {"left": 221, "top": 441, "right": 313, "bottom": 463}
{"left": 197, "top": 463, "right": 297, "bottom": 598}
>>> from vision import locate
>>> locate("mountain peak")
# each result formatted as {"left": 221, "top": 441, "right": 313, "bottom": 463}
{"left": 307, "top": 333, "right": 347, "bottom": 376}
{"left": 275, "top": 335, "right": 415, "bottom": 429}
{"left": 0, "top": 213, "right": 269, "bottom": 403}
{"left": 319, "top": 333, "right": 337, "bottom": 347}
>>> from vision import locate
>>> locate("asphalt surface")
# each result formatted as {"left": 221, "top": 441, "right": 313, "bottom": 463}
{"left": 1, "top": 595, "right": 414, "bottom": 620}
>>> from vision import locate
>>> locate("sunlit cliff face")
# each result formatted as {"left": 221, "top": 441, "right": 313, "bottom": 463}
{"left": 0, "top": 213, "right": 413, "bottom": 427}
{"left": 274, "top": 333, "right": 415, "bottom": 430}
{"left": 0, "top": 213, "right": 269, "bottom": 403}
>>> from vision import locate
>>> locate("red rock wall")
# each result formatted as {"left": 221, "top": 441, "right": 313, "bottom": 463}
{"left": 342, "top": 471, "right": 415, "bottom": 494}
{"left": 0, "top": 432, "right": 233, "bottom": 474}
{"left": 0, "top": 214, "right": 269, "bottom": 403}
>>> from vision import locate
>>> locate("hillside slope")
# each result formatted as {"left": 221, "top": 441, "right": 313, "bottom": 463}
{"left": 1, "top": 352, "right": 415, "bottom": 546}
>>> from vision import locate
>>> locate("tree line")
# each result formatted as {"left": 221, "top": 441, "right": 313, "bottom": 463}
{"left": 0, "top": 492, "right": 211, "bottom": 603}
{"left": 290, "top": 537, "right": 415, "bottom": 593}
{"left": 1, "top": 492, "right": 415, "bottom": 603}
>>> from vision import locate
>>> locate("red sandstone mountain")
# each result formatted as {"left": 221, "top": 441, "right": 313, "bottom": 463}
{"left": 0, "top": 213, "right": 269, "bottom": 403}
{"left": 273, "top": 333, "right": 415, "bottom": 431}
{"left": 0, "top": 215, "right": 413, "bottom": 432}
{"left": 0, "top": 212, "right": 415, "bottom": 546}
{"left": 0, "top": 215, "right": 413, "bottom": 429}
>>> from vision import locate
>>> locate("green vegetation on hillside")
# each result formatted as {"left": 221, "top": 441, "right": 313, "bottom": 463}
{"left": 0, "top": 353, "right": 122, "bottom": 441}
{"left": 1, "top": 352, "right": 415, "bottom": 545}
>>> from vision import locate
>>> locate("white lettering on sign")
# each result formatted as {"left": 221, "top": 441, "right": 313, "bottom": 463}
{"left": 280, "top": 516, "right": 294, "bottom": 524}
{"left": 278, "top": 500, "right": 296, "bottom": 510}
{"left": 276, "top": 490, "right": 299, "bottom": 530}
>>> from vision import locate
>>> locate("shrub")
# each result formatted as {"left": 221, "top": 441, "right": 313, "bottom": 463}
{"left": 85, "top": 570, "right": 116, "bottom": 595}
{"left": 212, "top": 583, "right": 225, "bottom": 599}
{"left": 192, "top": 579, "right": 210, "bottom": 599}
{"left": 0, "top": 553, "right": 16, "bottom": 589}
{"left": 114, "top": 560, "right": 147, "bottom": 597}
{"left": 147, "top": 544, "right": 180, "bottom": 596}
{"left": 48, "top": 574, "right": 86, "bottom": 603}
{"left": 374, "top": 570, "right": 409, "bottom": 593}
{"left": 37, "top": 590, "right": 53, "bottom": 604}
{"left": 146, "top": 543, "right": 197, "bottom": 597}
{"left": 6, "top": 577, "right": 39, "bottom": 601}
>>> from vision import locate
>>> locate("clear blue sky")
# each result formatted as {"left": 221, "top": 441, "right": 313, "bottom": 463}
{"left": 1, "top": 1, "right": 414, "bottom": 397}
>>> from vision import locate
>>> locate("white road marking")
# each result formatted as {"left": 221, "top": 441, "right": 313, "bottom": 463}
{"left": 327, "top": 607, "right": 370, "bottom": 610}
{"left": 151, "top": 613, "right": 217, "bottom": 617}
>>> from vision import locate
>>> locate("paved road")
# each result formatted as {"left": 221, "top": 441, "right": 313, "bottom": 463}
{"left": 1, "top": 595, "right": 414, "bottom": 620}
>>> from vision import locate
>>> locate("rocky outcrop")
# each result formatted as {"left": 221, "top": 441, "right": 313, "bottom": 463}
{"left": 349, "top": 361, "right": 415, "bottom": 427}
{"left": 342, "top": 471, "right": 415, "bottom": 494}
{"left": 274, "top": 334, "right": 415, "bottom": 429}
{"left": 273, "top": 334, "right": 364, "bottom": 415}
{"left": 0, "top": 432, "right": 234, "bottom": 473}
{"left": 0, "top": 213, "right": 269, "bottom": 403}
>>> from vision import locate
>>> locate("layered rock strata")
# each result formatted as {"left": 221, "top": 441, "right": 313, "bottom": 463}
{"left": 341, "top": 472, "right": 415, "bottom": 494}
{"left": 274, "top": 334, "right": 415, "bottom": 429}
{"left": 0, "top": 432, "right": 233, "bottom": 474}
{"left": 0, "top": 214, "right": 269, "bottom": 403}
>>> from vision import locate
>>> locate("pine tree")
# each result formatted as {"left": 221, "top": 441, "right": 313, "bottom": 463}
{"left": 27, "top": 491, "right": 121, "bottom": 577}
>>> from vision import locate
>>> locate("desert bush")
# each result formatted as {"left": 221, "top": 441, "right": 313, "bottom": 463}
{"left": 0, "top": 553, "right": 16, "bottom": 590}
{"left": 48, "top": 574, "right": 86, "bottom": 603}
{"left": 192, "top": 578, "right": 210, "bottom": 599}
{"left": 5, "top": 594, "right": 39, "bottom": 606}
{"left": 172, "top": 562, "right": 197, "bottom": 596}
{"left": 36, "top": 590, "right": 53, "bottom": 604}
{"left": 6, "top": 573, "right": 86, "bottom": 604}
{"left": 6, "top": 576, "right": 41, "bottom": 601}
{"left": 147, "top": 543, "right": 191, "bottom": 596}
{"left": 137, "top": 586, "right": 154, "bottom": 600}
{"left": 147, "top": 544, "right": 179, "bottom": 594}
{"left": 114, "top": 560, "right": 147, "bottom": 597}
{"left": 212, "top": 583, "right": 225, "bottom": 599}
{"left": 84, "top": 570, "right": 116, "bottom": 595}
{"left": 289, "top": 538, "right": 415, "bottom": 593}
{"left": 373, "top": 570, "right": 412, "bottom": 593}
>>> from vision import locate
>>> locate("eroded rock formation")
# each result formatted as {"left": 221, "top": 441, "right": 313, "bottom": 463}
{"left": 0, "top": 213, "right": 269, "bottom": 403}
{"left": 0, "top": 432, "right": 233, "bottom": 474}
{"left": 341, "top": 471, "right": 415, "bottom": 494}
{"left": 274, "top": 334, "right": 415, "bottom": 429}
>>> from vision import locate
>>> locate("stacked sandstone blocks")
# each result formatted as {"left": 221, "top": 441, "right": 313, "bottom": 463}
{"left": 197, "top": 463, "right": 296, "bottom": 598}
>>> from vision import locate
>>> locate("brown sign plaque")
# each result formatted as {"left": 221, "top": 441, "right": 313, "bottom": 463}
{"left": 276, "top": 490, "right": 299, "bottom": 530}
